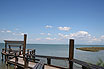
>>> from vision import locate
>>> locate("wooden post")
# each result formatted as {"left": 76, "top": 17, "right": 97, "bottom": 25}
{"left": 1, "top": 49, "right": 4, "bottom": 61}
{"left": 9, "top": 45, "right": 11, "bottom": 54}
{"left": 27, "top": 49, "right": 29, "bottom": 54}
{"left": 32, "top": 49, "right": 35, "bottom": 62}
{"left": 47, "top": 58, "right": 51, "bottom": 65}
{"left": 5, "top": 42, "right": 7, "bottom": 53}
{"left": 5, "top": 42, "right": 7, "bottom": 62}
{"left": 69, "top": 39, "right": 74, "bottom": 69}
{"left": 24, "top": 56, "right": 29, "bottom": 69}
{"left": 23, "top": 34, "right": 27, "bottom": 60}
{"left": 19, "top": 46, "right": 21, "bottom": 55}
{"left": 14, "top": 53, "right": 18, "bottom": 69}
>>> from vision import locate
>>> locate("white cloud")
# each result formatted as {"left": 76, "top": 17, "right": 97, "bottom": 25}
{"left": 6, "top": 30, "right": 12, "bottom": 33}
{"left": 58, "top": 27, "right": 71, "bottom": 31}
{"left": 45, "top": 25, "right": 52, "bottom": 28}
{"left": 45, "top": 37, "right": 53, "bottom": 40}
{"left": 40, "top": 33, "right": 45, "bottom": 35}
{"left": 12, "top": 32, "right": 26, "bottom": 36}
{"left": 35, "top": 38, "right": 41, "bottom": 40}
{"left": 58, "top": 33, "right": 69, "bottom": 38}
{"left": 1, "top": 31, "right": 5, "bottom": 32}
{"left": 58, "top": 31, "right": 101, "bottom": 44}
{"left": 1, "top": 30, "right": 12, "bottom": 33}
{"left": 20, "top": 33, "right": 24, "bottom": 35}
{"left": 47, "top": 33, "right": 51, "bottom": 36}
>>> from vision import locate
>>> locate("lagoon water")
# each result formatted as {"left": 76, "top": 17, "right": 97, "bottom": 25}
{"left": 0, "top": 43, "right": 104, "bottom": 69}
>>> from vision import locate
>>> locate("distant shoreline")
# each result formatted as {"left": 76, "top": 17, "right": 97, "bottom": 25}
{"left": 76, "top": 47, "right": 104, "bottom": 52}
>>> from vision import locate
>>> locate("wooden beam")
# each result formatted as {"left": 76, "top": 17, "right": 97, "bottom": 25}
{"left": 35, "top": 55, "right": 69, "bottom": 60}
{"left": 23, "top": 34, "right": 27, "bottom": 68}
{"left": 69, "top": 39, "right": 74, "bottom": 69}
{"left": 4, "top": 40, "right": 24, "bottom": 44}
{"left": 23, "top": 34, "right": 27, "bottom": 59}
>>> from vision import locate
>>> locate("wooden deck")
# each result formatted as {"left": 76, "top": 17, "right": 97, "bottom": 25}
{"left": 8, "top": 57, "right": 60, "bottom": 69}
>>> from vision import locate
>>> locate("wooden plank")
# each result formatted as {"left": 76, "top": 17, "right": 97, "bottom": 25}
{"left": 8, "top": 45, "right": 22, "bottom": 47}
{"left": 33, "top": 61, "right": 44, "bottom": 69}
{"left": 35, "top": 55, "right": 69, "bottom": 60}
{"left": 69, "top": 39, "right": 74, "bottom": 69}
{"left": 4, "top": 40, "right": 24, "bottom": 44}
{"left": 8, "top": 57, "right": 62, "bottom": 69}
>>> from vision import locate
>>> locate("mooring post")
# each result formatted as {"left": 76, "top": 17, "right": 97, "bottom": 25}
{"left": 5, "top": 42, "right": 7, "bottom": 53}
{"left": 5, "top": 42, "right": 7, "bottom": 62}
{"left": 69, "top": 39, "right": 74, "bottom": 69}
{"left": 9, "top": 45, "right": 11, "bottom": 54}
{"left": 23, "top": 34, "right": 27, "bottom": 60}
{"left": 14, "top": 53, "right": 18, "bottom": 69}
{"left": 1, "top": 49, "right": 4, "bottom": 61}
{"left": 32, "top": 49, "right": 35, "bottom": 62}
{"left": 19, "top": 46, "right": 21, "bottom": 55}
{"left": 24, "top": 55, "right": 29, "bottom": 69}
{"left": 47, "top": 58, "right": 51, "bottom": 65}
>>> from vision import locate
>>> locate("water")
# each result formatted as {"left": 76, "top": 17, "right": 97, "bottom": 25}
{"left": 0, "top": 43, "right": 104, "bottom": 69}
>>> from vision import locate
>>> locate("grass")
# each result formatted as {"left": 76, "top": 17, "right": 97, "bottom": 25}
{"left": 96, "top": 59, "right": 104, "bottom": 67}
{"left": 76, "top": 47, "right": 104, "bottom": 52}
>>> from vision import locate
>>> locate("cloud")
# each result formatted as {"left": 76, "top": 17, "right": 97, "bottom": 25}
{"left": 0, "top": 30, "right": 12, "bottom": 33}
{"left": 40, "top": 33, "right": 51, "bottom": 36}
{"left": 45, "top": 37, "right": 56, "bottom": 40}
{"left": 47, "top": 33, "right": 51, "bottom": 36}
{"left": 35, "top": 38, "right": 41, "bottom": 40}
{"left": 58, "top": 27, "right": 71, "bottom": 31}
{"left": 45, "top": 37, "right": 53, "bottom": 40}
{"left": 58, "top": 31, "right": 102, "bottom": 44}
{"left": 20, "top": 33, "right": 24, "bottom": 35}
{"left": 40, "top": 33, "right": 45, "bottom": 35}
{"left": 12, "top": 32, "right": 26, "bottom": 36}
{"left": 6, "top": 30, "right": 12, "bottom": 33}
{"left": 1, "top": 31, "right": 5, "bottom": 32}
{"left": 45, "top": 25, "right": 52, "bottom": 28}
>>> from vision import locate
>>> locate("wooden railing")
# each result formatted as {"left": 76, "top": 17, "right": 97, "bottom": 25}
{"left": 71, "top": 59, "right": 104, "bottom": 69}
{"left": 1, "top": 39, "right": 104, "bottom": 69}
{"left": 69, "top": 39, "right": 104, "bottom": 69}
{"left": 35, "top": 55, "right": 69, "bottom": 66}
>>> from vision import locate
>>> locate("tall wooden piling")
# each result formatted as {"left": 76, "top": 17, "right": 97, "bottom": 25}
{"left": 69, "top": 39, "right": 74, "bottom": 69}
{"left": 23, "top": 34, "right": 27, "bottom": 68}
{"left": 23, "top": 34, "right": 27, "bottom": 59}
{"left": 47, "top": 58, "right": 51, "bottom": 65}
{"left": 19, "top": 46, "right": 21, "bottom": 55}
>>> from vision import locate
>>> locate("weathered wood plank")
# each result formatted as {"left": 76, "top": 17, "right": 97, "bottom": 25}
{"left": 35, "top": 55, "right": 69, "bottom": 60}
{"left": 4, "top": 40, "right": 24, "bottom": 44}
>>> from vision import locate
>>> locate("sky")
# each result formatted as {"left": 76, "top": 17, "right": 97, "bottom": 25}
{"left": 0, "top": 0, "right": 104, "bottom": 44}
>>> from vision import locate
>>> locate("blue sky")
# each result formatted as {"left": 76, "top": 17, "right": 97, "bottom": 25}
{"left": 0, "top": 0, "right": 104, "bottom": 44}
